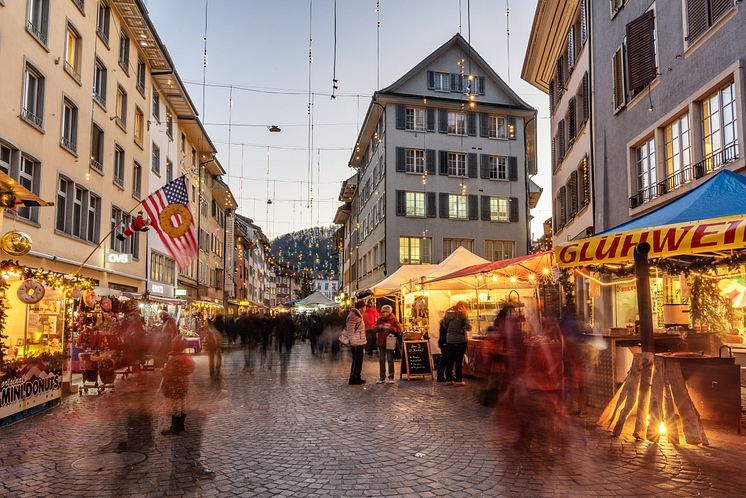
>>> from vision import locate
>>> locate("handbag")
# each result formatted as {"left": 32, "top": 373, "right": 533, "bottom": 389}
{"left": 338, "top": 331, "right": 350, "bottom": 345}
{"left": 385, "top": 334, "right": 397, "bottom": 351}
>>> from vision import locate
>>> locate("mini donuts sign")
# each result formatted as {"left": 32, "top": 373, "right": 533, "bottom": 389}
{"left": 555, "top": 215, "right": 746, "bottom": 269}
{"left": 0, "top": 359, "right": 62, "bottom": 419}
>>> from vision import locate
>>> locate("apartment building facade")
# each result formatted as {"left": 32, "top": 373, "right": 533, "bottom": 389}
{"left": 0, "top": 0, "right": 234, "bottom": 306}
{"left": 336, "top": 34, "right": 539, "bottom": 297}
{"left": 592, "top": 0, "right": 743, "bottom": 231}
{"left": 0, "top": 0, "right": 168, "bottom": 291}
{"left": 523, "top": 0, "right": 593, "bottom": 317}
{"left": 523, "top": 0, "right": 744, "bottom": 325}
{"left": 233, "top": 214, "right": 274, "bottom": 308}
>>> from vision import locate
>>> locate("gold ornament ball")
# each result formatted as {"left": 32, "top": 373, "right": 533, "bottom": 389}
{"left": 1, "top": 230, "right": 32, "bottom": 256}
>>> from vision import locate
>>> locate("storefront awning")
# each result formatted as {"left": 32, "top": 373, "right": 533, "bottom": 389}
{"left": 0, "top": 171, "right": 52, "bottom": 207}
{"left": 556, "top": 170, "right": 746, "bottom": 268}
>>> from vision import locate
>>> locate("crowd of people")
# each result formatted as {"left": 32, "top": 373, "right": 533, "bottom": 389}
{"left": 108, "top": 298, "right": 586, "bottom": 457}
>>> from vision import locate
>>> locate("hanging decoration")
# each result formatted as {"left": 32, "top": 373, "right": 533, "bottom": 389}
{"left": 0, "top": 230, "right": 32, "bottom": 257}
{"left": 16, "top": 279, "right": 45, "bottom": 305}
{"left": 116, "top": 212, "right": 150, "bottom": 241}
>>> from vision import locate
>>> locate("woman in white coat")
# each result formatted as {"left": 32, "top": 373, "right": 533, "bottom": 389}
{"left": 341, "top": 300, "right": 368, "bottom": 385}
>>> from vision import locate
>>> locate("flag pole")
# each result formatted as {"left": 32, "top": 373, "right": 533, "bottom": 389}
{"left": 71, "top": 200, "right": 144, "bottom": 277}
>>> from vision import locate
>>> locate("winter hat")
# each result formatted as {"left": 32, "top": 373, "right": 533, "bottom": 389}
{"left": 381, "top": 305, "right": 393, "bottom": 313}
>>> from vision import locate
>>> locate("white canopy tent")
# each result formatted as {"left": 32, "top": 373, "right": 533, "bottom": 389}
{"left": 367, "top": 264, "right": 436, "bottom": 297}
{"left": 295, "top": 291, "right": 338, "bottom": 310}
{"left": 400, "top": 247, "right": 489, "bottom": 352}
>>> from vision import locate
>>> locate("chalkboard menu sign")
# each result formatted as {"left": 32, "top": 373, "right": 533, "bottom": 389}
{"left": 402, "top": 340, "right": 433, "bottom": 380}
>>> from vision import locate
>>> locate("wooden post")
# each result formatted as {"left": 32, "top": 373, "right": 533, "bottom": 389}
{"left": 633, "top": 243, "right": 655, "bottom": 440}
{"left": 645, "top": 356, "right": 665, "bottom": 442}
{"left": 634, "top": 242, "right": 654, "bottom": 354}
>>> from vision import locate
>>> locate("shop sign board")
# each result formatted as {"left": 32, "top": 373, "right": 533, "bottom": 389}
{"left": 401, "top": 340, "right": 433, "bottom": 380}
{"left": 0, "top": 357, "right": 62, "bottom": 420}
{"left": 106, "top": 252, "right": 131, "bottom": 264}
{"left": 175, "top": 289, "right": 187, "bottom": 296}
{"left": 555, "top": 215, "right": 746, "bottom": 268}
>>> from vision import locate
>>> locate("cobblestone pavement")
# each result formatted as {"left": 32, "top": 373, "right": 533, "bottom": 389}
{"left": 2, "top": 345, "right": 746, "bottom": 497}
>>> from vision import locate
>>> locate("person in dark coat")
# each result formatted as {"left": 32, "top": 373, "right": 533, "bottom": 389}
{"left": 374, "top": 305, "right": 401, "bottom": 383}
{"left": 442, "top": 301, "right": 471, "bottom": 385}
{"left": 436, "top": 312, "right": 452, "bottom": 382}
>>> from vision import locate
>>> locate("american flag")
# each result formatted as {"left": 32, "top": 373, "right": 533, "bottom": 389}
{"left": 142, "top": 176, "right": 198, "bottom": 270}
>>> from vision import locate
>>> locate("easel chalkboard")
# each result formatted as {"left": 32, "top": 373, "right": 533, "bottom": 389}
{"left": 401, "top": 340, "right": 434, "bottom": 380}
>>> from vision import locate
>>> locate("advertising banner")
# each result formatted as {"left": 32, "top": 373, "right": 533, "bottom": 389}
{"left": 555, "top": 215, "right": 746, "bottom": 269}
{"left": 0, "top": 356, "right": 62, "bottom": 419}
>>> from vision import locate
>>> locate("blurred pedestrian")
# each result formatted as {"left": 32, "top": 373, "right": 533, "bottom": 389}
{"left": 560, "top": 307, "right": 586, "bottom": 415}
{"left": 160, "top": 335, "right": 195, "bottom": 435}
{"left": 443, "top": 301, "right": 471, "bottom": 386}
{"left": 375, "top": 305, "right": 401, "bottom": 384}
{"left": 340, "top": 300, "right": 367, "bottom": 385}
{"left": 202, "top": 322, "right": 223, "bottom": 379}
{"left": 513, "top": 318, "right": 565, "bottom": 451}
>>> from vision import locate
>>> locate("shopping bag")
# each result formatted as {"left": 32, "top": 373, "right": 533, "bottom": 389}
{"left": 385, "top": 334, "right": 397, "bottom": 350}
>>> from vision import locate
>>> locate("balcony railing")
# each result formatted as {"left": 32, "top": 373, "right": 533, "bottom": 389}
{"left": 96, "top": 26, "right": 109, "bottom": 45}
{"left": 90, "top": 158, "right": 103, "bottom": 172}
{"left": 21, "top": 107, "right": 43, "bottom": 128}
{"left": 72, "top": 0, "right": 84, "bottom": 12}
{"left": 61, "top": 136, "right": 77, "bottom": 154}
{"left": 629, "top": 141, "right": 739, "bottom": 208}
{"left": 64, "top": 61, "right": 81, "bottom": 82}
{"left": 93, "top": 91, "right": 106, "bottom": 108}
{"left": 26, "top": 20, "right": 47, "bottom": 45}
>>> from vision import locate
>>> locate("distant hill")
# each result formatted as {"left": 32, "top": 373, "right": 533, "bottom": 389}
{"left": 270, "top": 226, "right": 338, "bottom": 279}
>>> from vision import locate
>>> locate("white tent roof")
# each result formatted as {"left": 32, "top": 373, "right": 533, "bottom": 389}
{"left": 296, "top": 291, "right": 337, "bottom": 307}
{"left": 403, "top": 247, "right": 489, "bottom": 292}
{"left": 367, "top": 264, "right": 436, "bottom": 297}
{"left": 421, "top": 246, "right": 488, "bottom": 280}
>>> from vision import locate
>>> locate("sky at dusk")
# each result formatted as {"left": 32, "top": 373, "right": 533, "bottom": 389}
{"left": 146, "top": 0, "right": 550, "bottom": 240}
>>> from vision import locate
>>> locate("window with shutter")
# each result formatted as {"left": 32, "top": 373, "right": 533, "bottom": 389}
{"left": 580, "top": 0, "right": 589, "bottom": 44}
{"left": 612, "top": 45, "right": 627, "bottom": 111}
{"left": 568, "top": 97, "right": 577, "bottom": 142}
{"left": 567, "top": 171, "right": 578, "bottom": 218}
{"left": 558, "top": 186, "right": 567, "bottom": 228}
{"left": 582, "top": 72, "right": 590, "bottom": 124}
{"left": 558, "top": 120, "right": 566, "bottom": 159}
{"left": 626, "top": 11, "right": 657, "bottom": 96}
{"left": 710, "top": 0, "right": 734, "bottom": 23}
{"left": 556, "top": 55, "right": 565, "bottom": 95}
{"left": 567, "top": 26, "right": 576, "bottom": 72}
{"left": 551, "top": 137, "right": 557, "bottom": 173}
{"left": 686, "top": 0, "right": 734, "bottom": 45}
{"left": 579, "top": 156, "right": 591, "bottom": 208}
{"left": 548, "top": 80, "right": 556, "bottom": 116}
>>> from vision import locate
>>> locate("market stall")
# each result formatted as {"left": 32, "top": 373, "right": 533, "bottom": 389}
{"left": 419, "top": 251, "right": 557, "bottom": 378}
{"left": 0, "top": 261, "right": 94, "bottom": 424}
{"left": 555, "top": 170, "right": 746, "bottom": 441}
{"left": 400, "top": 247, "right": 488, "bottom": 343}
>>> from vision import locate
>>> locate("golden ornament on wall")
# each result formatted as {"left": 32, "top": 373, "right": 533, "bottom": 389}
{"left": 0, "top": 230, "right": 32, "bottom": 256}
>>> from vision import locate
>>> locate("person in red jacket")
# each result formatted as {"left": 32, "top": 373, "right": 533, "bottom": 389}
{"left": 374, "top": 305, "right": 401, "bottom": 383}
{"left": 362, "top": 300, "right": 380, "bottom": 356}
